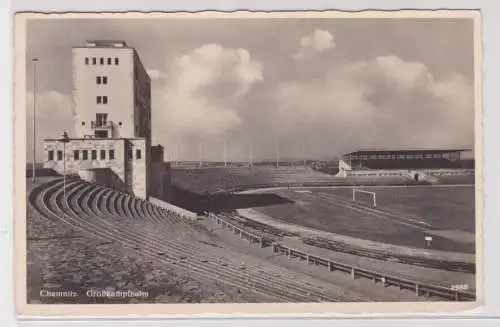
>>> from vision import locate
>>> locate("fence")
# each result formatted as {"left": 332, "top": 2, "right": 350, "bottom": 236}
{"left": 271, "top": 243, "right": 475, "bottom": 302}
{"left": 206, "top": 213, "right": 273, "bottom": 248}
{"left": 206, "top": 213, "right": 475, "bottom": 301}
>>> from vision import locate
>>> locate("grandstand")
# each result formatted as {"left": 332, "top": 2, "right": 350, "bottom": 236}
{"left": 169, "top": 165, "right": 431, "bottom": 195}
{"left": 338, "top": 148, "right": 475, "bottom": 183}
{"left": 27, "top": 176, "right": 385, "bottom": 303}
{"left": 27, "top": 176, "right": 475, "bottom": 303}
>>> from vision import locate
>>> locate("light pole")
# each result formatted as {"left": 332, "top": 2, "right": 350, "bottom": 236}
{"left": 223, "top": 140, "right": 227, "bottom": 168}
{"left": 32, "top": 58, "right": 38, "bottom": 182}
{"left": 302, "top": 140, "right": 306, "bottom": 167}
{"left": 199, "top": 141, "right": 203, "bottom": 168}
{"left": 275, "top": 138, "right": 280, "bottom": 168}
{"left": 60, "top": 131, "right": 70, "bottom": 215}
{"left": 249, "top": 141, "right": 253, "bottom": 168}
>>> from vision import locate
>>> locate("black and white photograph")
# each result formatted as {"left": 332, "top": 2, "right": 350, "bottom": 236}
{"left": 14, "top": 10, "right": 482, "bottom": 316}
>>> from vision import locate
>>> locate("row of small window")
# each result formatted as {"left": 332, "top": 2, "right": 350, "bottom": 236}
{"left": 85, "top": 57, "right": 119, "bottom": 65}
{"left": 81, "top": 121, "right": 123, "bottom": 126}
{"left": 47, "top": 149, "right": 142, "bottom": 161}
{"left": 348, "top": 154, "right": 449, "bottom": 160}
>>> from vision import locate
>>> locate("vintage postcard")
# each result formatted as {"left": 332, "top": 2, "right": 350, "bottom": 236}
{"left": 14, "top": 10, "right": 482, "bottom": 316}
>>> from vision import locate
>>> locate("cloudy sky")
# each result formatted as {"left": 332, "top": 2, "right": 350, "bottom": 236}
{"left": 25, "top": 17, "right": 475, "bottom": 161}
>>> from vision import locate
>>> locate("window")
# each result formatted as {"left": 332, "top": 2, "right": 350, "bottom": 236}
{"left": 91, "top": 150, "right": 97, "bottom": 160}
{"left": 100, "top": 150, "right": 106, "bottom": 160}
{"left": 84, "top": 57, "right": 89, "bottom": 65}
{"left": 92, "top": 57, "right": 97, "bottom": 65}
{"left": 57, "top": 150, "right": 63, "bottom": 161}
{"left": 114, "top": 57, "right": 119, "bottom": 65}
{"left": 107, "top": 57, "right": 112, "bottom": 65}
{"left": 95, "top": 130, "right": 108, "bottom": 138}
{"left": 97, "top": 95, "right": 108, "bottom": 105}
{"left": 48, "top": 150, "right": 54, "bottom": 161}
{"left": 109, "top": 149, "right": 115, "bottom": 160}
{"left": 96, "top": 76, "right": 108, "bottom": 85}
{"left": 82, "top": 150, "right": 88, "bottom": 160}
{"left": 127, "top": 148, "right": 133, "bottom": 160}
{"left": 100, "top": 57, "right": 104, "bottom": 65}
{"left": 136, "top": 149, "right": 142, "bottom": 160}
{"left": 81, "top": 121, "right": 85, "bottom": 126}
{"left": 73, "top": 150, "right": 79, "bottom": 160}
{"left": 96, "top": 113, "right": 107, "bottom": 126}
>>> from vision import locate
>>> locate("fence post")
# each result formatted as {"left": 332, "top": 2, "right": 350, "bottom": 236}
{"left": 328, "top": 261, "right": 333, "bottom": 272}
{"left": 287, "top": 249, "right": 291, "bottom": 259}
{"left": 415, "top": 284, "right": 419, "bottom": 296}
{"left": 454, "top": 291, "right": 459, "bottom": 301}
{"left": 306, "top": 255, "right": 310, "bottom": 265}
{"left": 351, "top": 268, "right": 355, "bottom": 279}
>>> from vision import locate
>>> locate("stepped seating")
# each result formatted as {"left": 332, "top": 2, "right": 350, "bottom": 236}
{"left": 29, "top": 177, "right": 373, "bottom": 302}
{"left": 433, "top": 174, "right": 475, "bottom": 185}
{"left": 344, "top": 175, "right": 426, "bottom": 186}
{"left": 171, "top": 167, "right": 355, "bottom": 193}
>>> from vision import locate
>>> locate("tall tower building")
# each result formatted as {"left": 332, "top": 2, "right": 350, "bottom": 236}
{"left": 43, "top": 40, "right": 153, "bottom": 199}
{"left": 72, "top": 40, "right": 151, "bottom": 141}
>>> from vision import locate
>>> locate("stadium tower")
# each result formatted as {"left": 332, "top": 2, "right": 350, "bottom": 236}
{"left": 43, "top": 40, "right": 164, "bottom": 199}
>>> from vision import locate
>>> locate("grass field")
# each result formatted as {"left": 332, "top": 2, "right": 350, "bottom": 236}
{"left": 252, "top": 186, "right": 476, "bottom": 254}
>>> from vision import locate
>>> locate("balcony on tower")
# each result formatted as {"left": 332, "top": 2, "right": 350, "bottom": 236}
{"left": 91, "top": 114, "right": 114, "bottom": 138}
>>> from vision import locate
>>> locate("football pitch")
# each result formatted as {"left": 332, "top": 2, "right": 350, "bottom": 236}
{"left": 252, "top": 185, "right": 476, "bottom": 253}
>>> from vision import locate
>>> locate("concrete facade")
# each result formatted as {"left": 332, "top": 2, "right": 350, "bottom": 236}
{"left": 43, "top": 40, "right": 154, "bottom": 199}
{"left": 43, "top": 138, "right": 148, "bottom": 198}
{"left": 149, "top": 145, "right": 166, "bottom": 199}
{"left": 72, "top": 40, "right": 151, "bottom": 140}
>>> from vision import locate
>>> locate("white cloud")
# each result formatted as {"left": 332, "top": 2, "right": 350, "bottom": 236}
{"left": 294, "top": 29, "right": 336, "bottom": 59}
{"left": 146, "top": 69, "right": 162, "bottom": 80}
{"left": 152, "top": 44, "right": 263, "bottom": 143}
{"left": 274, "top": 55, "right": 474, "bottom": 152}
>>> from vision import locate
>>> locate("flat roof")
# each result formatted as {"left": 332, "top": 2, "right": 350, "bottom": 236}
{"left": 44, "top": 137, "right": 146, "bottom": 141}
{"left": 85, "top": 40, "right": 128, "bottom": 47}
{"left": 343, "top": 148, "right": 472, "bottom": 156}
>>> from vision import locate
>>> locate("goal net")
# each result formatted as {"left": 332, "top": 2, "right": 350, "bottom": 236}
{"left": 352, "top": 188, "right": 377, "bottom": 207}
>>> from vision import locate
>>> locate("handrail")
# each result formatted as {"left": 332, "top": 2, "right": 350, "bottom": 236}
{"left": 271, "top": 243, "right": 475, "bottom": 302}
{"left": 208, "top": 213, "right": 474, "bottom": 302}
{"left": 206, "top": 213, "right": 272, "bottom": 248}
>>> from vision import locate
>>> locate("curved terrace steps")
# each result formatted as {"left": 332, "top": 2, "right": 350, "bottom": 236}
{"left": 29, "top": 178, "right": 374, "bottom": 303}
{"left": 65, "top": 182, "right": 356, "bottom": 298}
{"left": 39, "top": 180, "right": 297, "bottom": 302}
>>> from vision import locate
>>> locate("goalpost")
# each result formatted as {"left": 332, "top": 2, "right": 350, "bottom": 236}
{"left": 352, "top": 188, "right": 377, "bottom": 207}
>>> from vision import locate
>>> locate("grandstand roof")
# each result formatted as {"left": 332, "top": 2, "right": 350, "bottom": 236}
{"left": 343, "top": 148, "right": 471, "bottom": 157}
